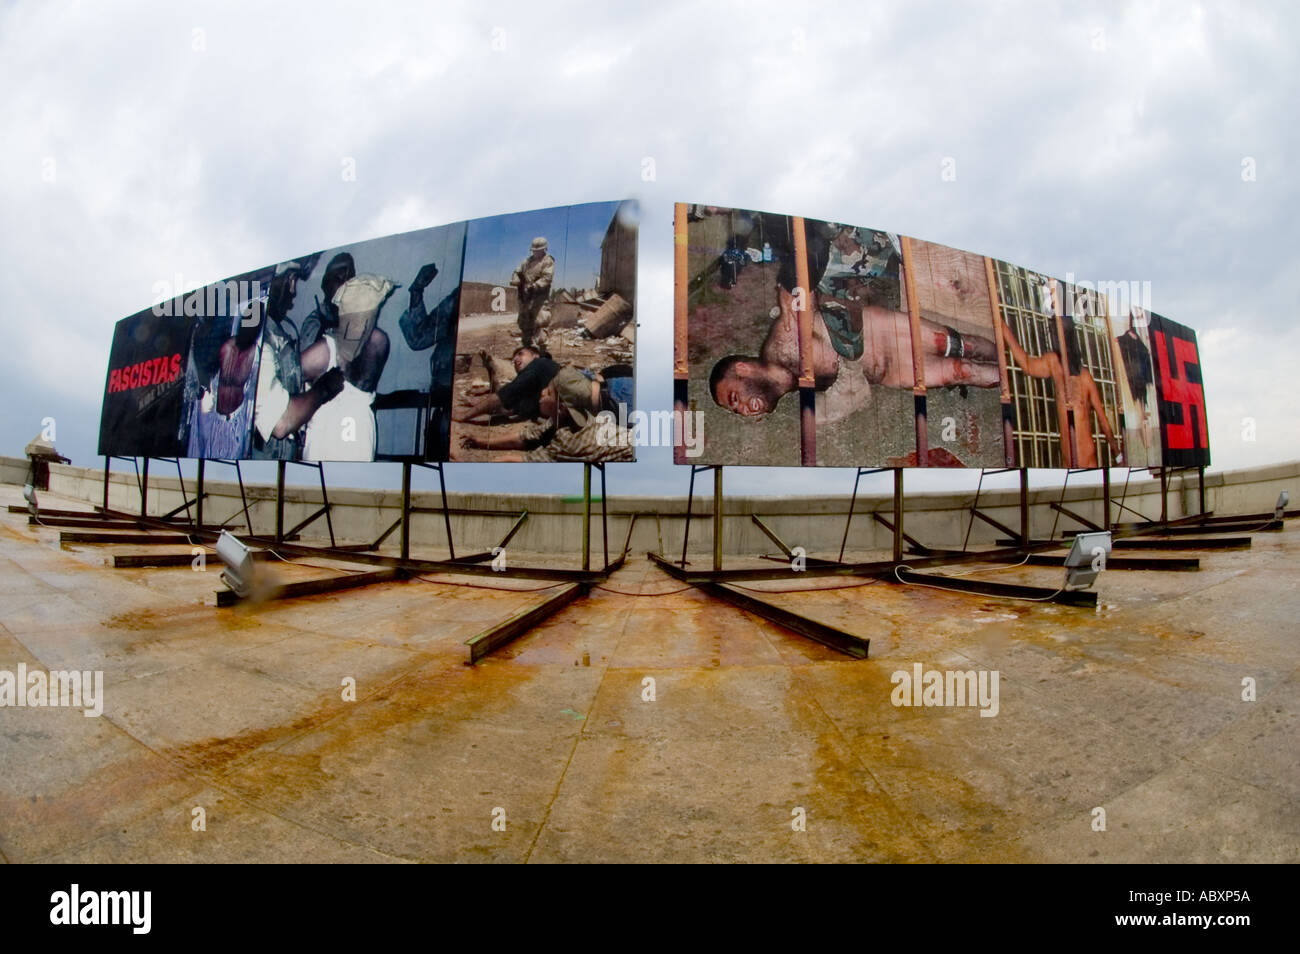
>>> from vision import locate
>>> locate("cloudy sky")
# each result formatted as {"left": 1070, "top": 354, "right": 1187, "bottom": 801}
{"left": 2, "top": 0, "right": 1296, "bottom": 499}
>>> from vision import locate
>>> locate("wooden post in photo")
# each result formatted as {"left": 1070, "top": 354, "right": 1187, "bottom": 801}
{"left": 1100, "top": 296, "right": 1128, "bottom": 470}
{"left": 900, "top": 236, "right": 928, "bottom": 465}
{"left": 983, "top": 257, "right": 1016, "bottom": 466}
{"left": 102, "top": 456, "right": 110, "bottom": 512}
{"left": 673, "top": 203, "right": 690, "bottom": 464}
{"left": 139, "top": 456, "right": 149, "bottom": 517}
{"left": 1049, "top": 279, "right": 1074, "bottom": 468}
{"left": 791, "top": 216, "right": 817, "bottom": 466}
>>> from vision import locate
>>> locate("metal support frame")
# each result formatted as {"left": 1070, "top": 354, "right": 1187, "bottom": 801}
{"left": 74, "top": 456, "right": 626, "bottom": 664}
{"left": 678, "top": 464, "right": 716, "bottom": 566}
{"left": 102, "top": 456, "right": 144, "bottom": 514}
{"left": 273, "top": 460, "right": 335, "bottom": 548}
{"left": 892, "top": 468, "right": 904, "bottom": 563}
{"left": 838, "top": 467, "right": 889, "bottom": 561}
{"left": 202, "top": 459, "right": 255, "bottom": 535}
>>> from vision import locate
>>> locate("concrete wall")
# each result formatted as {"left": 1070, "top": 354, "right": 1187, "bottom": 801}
{"left": 5, "top": 454, "right": 1296, "bottom": 557}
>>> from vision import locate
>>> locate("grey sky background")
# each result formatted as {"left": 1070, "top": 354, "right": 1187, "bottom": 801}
{"left": 2, "top": 0, "right": 1296, "bottom": 499}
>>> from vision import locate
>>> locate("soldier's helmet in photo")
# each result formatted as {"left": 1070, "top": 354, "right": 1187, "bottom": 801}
{"left": 530, "top": 236, "right": 548, "bottom": 252}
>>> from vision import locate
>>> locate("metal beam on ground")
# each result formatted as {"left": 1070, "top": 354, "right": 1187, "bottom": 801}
{"left": 696, "top": 581, "right": 869, "bottom": 659}
{"left": 214, "top": 567, "right": 404, "bottom": 607}
{"left": 464, "top": 583, "right": 588, "bottom": 663}
{"left": 997, "top": 536, "right": 1252, "bottom": 551}
{"left": 1064, "top": 521, "right": 1280, "bottom": 537}
{"left": 1023, "top": 553, "right": 1200, "bottom": 571}
{"left": 647, "top": 541, "right": 1071, "bottom": 584}
{"left": 914, "top": 547, "right": 1200, "bottom": 572}
{"left": 892, "top": 566, "right": 1096, "bottom": 607}
{"left": 110, "top": 549, "right": 278, "bottom": 568}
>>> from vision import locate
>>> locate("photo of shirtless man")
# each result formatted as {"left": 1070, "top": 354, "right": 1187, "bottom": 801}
{"left": 998, "top": 311, "right": 1123, "bottom": 468}
{"left": 709, "top": 285, "right": 1001, "bottom": 422}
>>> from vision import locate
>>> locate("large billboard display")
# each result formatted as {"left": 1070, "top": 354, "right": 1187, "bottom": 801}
{"left": 99, "top": 201, "right": 638, "bottom": 464}
{"left": 674, "top": 202, "right": 1204, "bottom": 469}
{"left": 1148, "top": 312, "right": 1209, "bottom": 468}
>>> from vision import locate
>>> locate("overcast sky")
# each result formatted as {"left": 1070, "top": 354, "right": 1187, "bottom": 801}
{"left": 2, "top": 0, "right": 1296, "bottom": 499}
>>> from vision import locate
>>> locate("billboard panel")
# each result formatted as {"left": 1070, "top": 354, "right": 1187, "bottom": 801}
{"left": 178, "top": 265, "right": 273, "bottom": 460}
{"left": 995, "top": 266, "right": 1125, "bottom": 469}
{"left": 676, "top": 205, "right": 1008, "bottom": 467}
{"left": 449, "top": 200, "right": 637, "bottom": 463}
{"left": 99, "top": 308, "right": 195, "bottom": 458}
{"left": 248, "top": 221, "right": 467, "bottom": 462}
{"left": 1110, "top": 306, "right": 1163, "bottom": 469}
{"left": 1149, "top": 313, "right": 1210, "bottom": 468}
{"left": 98, "top": 200, "right": 636, "bottom": 464}
{"left": 675, "top": 202, "right": 1203, "bottom": 470}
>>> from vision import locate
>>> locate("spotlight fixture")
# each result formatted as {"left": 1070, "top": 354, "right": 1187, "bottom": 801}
{"left": 1064, "top": 531, "right": 1112, "bottom": 591}
{"left": 21, "top": 483, "right": 38, "bottom": 517}
{"left": 215, "top": 530, "right": 257, "bottom": 598}
{"left": 1275, "top": 491, "right": 1289, "bottom": 521}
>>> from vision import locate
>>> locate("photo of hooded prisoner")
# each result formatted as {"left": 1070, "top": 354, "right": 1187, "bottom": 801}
{"left": 450, "top": 201, "right": 638, "bottom": 463}
{"left": 248, "top": 221, "right": 466, "bottom": 462}
{"left": 176, "top": 266, "right": 273, "bottom": 460}
{"left": 683, "top": 206, "right": 1005, "bottom": 467}
{"left": 993, "top": 264, "right": 1124, "bottom": 468}
{"left": 1111, "top": 305, "right": 1163, "bottom": 469}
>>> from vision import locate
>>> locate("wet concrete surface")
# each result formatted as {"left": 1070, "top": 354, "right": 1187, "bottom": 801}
{"left": 0, "top": 485, "right": 1296, "bottom": 862}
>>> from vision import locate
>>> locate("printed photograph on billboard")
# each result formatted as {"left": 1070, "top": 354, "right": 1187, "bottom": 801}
{"left": 903, "top": 238, "right": 1009, "bottom": 467}
{"left": 1149, "top": 312, "right": 1210, "bottom": 468}
{"left": 178, "top": 265, "right": 273, "bottom": 460}
{"left": 1110, "top": 305, "right": 1163, "bottom": 469}
{"left": 449, "top": 200, "right": 637, "bottom": 463}
{"left": 247, "top": 221, "right": 467, "bottom": 463}
{"left": 994, "top": 264, "right": 1123, "bottom": 469}
{"left": 675, "top": 205, "right": 1008, "bottom": 467}
{"left": 99, "top": 308, "right": 195, "bottom": 459}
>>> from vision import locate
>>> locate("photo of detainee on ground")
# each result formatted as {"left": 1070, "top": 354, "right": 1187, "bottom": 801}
{"left": 449, "top": 201, "right": 637, "bottom": 463}
{"left": 683, "top": 206, "right": 1004, "bottom": 467}
{"left": 249, "top": 222, "right": 466, "bottom": 462}
{"left": 995, "top": 266, "right": 1124, "bottom": 469}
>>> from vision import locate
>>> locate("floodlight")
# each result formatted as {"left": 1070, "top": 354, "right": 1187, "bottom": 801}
{"left": 216, "top": 530, "right": 257, "bottom": 598}
{"left": 1064, "top": 531, "right": 1112, "bottom": 591}
{"left": 22, "top": 483, "right": 38, "bottom": 517}
{"left": 1275, "top": 491, "right": 1289, "bottom": 521}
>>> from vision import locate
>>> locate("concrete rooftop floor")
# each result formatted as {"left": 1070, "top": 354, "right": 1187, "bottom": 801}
{"left": 0, "top": 484, "right": 1296, "bottom": 863}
